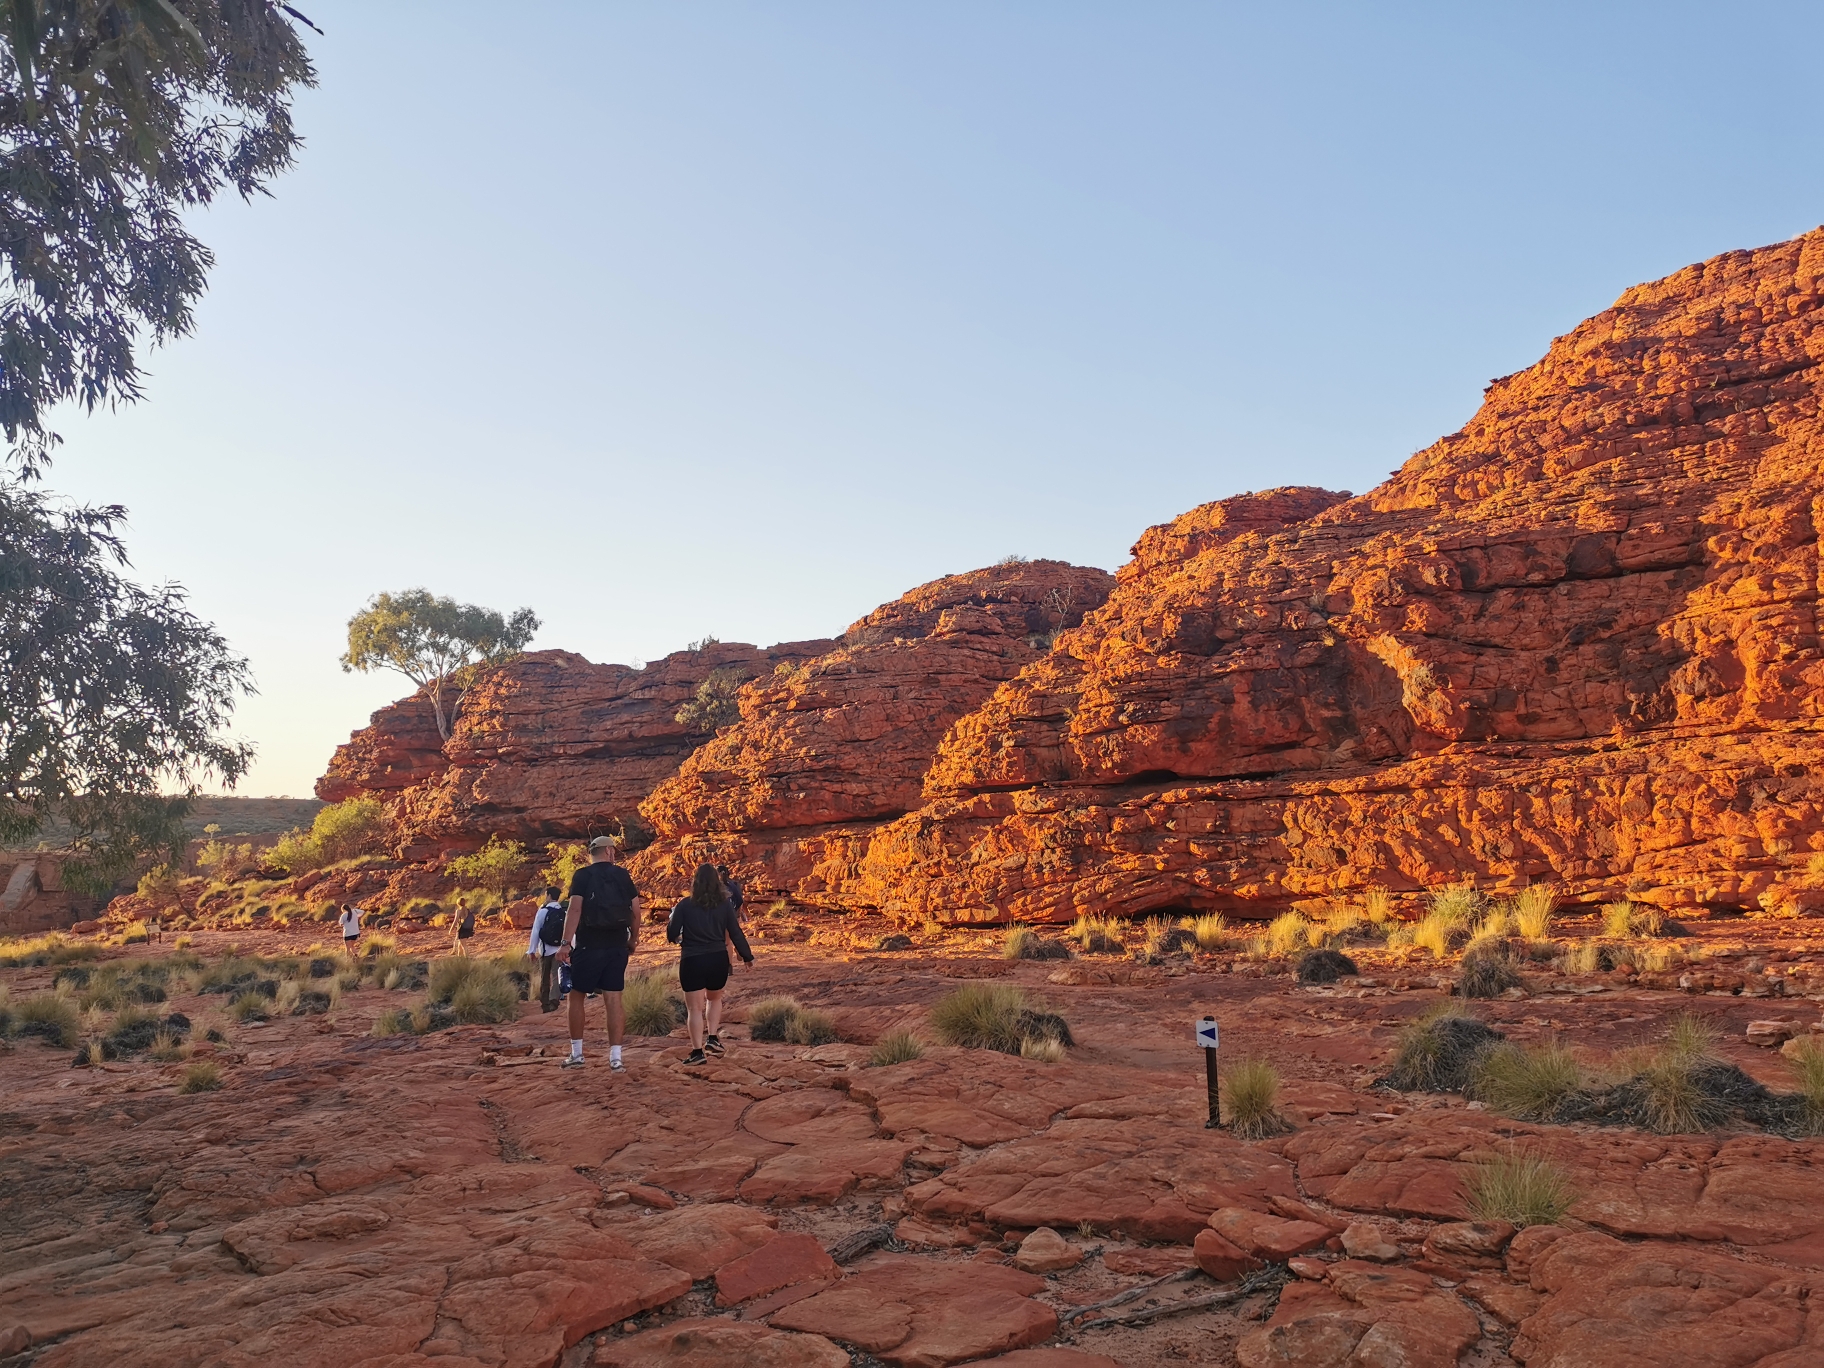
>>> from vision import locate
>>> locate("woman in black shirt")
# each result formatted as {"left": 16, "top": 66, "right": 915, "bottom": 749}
{"left": 667, "top": 863, "right": 754, "bottom": 1064}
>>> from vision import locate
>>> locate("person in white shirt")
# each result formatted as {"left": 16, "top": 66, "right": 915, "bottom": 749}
{"left": 338, "top": 903, "right": 363, "bottom": 957}
{"left": 524, "top": 884, "right": 566, "bottom": 1013}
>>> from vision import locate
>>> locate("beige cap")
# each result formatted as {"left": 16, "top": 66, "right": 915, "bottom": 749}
{"left": 589, "top": 835, "right": 617, "bottom": 851}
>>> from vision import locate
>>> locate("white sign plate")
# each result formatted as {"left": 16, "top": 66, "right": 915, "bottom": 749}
{"left": 1196, "top": 1018, "right": 1219, "bottom": 1049}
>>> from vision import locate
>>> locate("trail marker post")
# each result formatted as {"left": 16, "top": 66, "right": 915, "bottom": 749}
{"left": 1197, "top": 1016, "right": 1220, "bottom": 1128}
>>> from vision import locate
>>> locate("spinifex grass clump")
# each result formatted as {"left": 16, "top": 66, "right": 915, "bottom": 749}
{"left": 1782, "top": 1037, "right": 1824, "bottom": 1137}
{"left": 1185, "top": 913, "right": 1227, "bottom": 951}
{"left": 868, "top": 1029, "right": 925, "bottom": 1067}
{"left": 0, "top": 933, "right": 100, "bottom": 968}
{"left": 1457, "top": 942, "right": 1524, "bottom": 998}
{"left": 1471, "top": 1041, "right": 1585, "bottom": 1119}
{"left": 931, "top": 983, "right": 1071, "bottom": 1056}
{"left": 1513, "top": 885, "right": 1559, "bottom": 940}
{"left": 1139, "top": 919, "right": 1197, "bottom": 960}
{"left": 179, "top": 1061, "right": 223, "bottom": 1093}
{"left": 622, "top": 970, "right": 686, "bottom": 1036}
{"left": 425, "top": 955, "right": 522, "bottom": 1025}
{"left": 1002, "top": 926, "right": 1070, "bottom": 961}
{"left": 1465, "top": 1150, "right": 1575, "bottom": 1226}
{"left": 1383, "top": 1002, "right": 1503, "bottom": 1092}
{"left": 10, "top": 992, "right": 80, "bottom": 1047}
{"left": 744, "top": 994, "right": 836, "bottom": 1044}
{"left": 1221, "top": 1058, "right": 1290, "bottom": 1139}
{"left": 228, "top": 990, "right": 273, "bottom": 1023}
{"left": 1362, "top": 886, "right": 1393, "bottom": 924}
{"left": 1064, "top": 916, "right": 1123, "bottom": 954}
{"left": 784, "top": 1008, "right": 839, "bottom": 1046}
{"left": 1266, "top": 912, "right": 1312, "bottom": 958}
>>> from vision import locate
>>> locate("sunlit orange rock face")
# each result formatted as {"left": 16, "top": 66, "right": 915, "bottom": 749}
{"left": 318, "top": 644, "right": 831, "bottom": 858}
{"left": 629, "top": 561, "right": 1115, "bottom": 900}
{"left": 853, "top": 230, "right": 1824, "bottom": 922}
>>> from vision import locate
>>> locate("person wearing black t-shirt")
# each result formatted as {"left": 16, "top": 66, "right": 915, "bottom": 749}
{"left": 553, "top": 835, "right": 643, "bottom": 1071}
{"left": 668, "top": 862, "right": 754, "bottom": 1064}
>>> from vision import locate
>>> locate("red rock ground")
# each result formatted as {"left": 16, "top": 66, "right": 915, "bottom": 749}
{"left": 6, "top": 907, "right": 1824, "bottom": 1367}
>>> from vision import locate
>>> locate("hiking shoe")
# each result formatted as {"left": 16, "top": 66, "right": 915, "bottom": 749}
{"left": 560, "top": 1056, "right": 585, "bottom": 1070}
{"left": 683, "top": 1048, "right": 707, "bottom": 1066}
{"left": 609, "top": 1057, "right": 627, "bottom": 1073}
{"left": 704, "top": 1035, "right": 725, "bottom": 1057}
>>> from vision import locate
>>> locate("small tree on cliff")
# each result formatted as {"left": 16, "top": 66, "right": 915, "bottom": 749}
{"left": 342, "top": 590, "right": 539, "bottom": 741}
{"left": 675, "top": 668, "right": 744, "bottom": 734}
{"left": 446, "top": 835, "right": 531, "bottom": 906}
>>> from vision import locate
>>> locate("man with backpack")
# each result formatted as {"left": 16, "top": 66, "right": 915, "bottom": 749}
{"left": 552, "top": 836, "right": 643, "bottom": 1071}
{"left": 525, "top": 884, "right": 567, "bottom": 1012}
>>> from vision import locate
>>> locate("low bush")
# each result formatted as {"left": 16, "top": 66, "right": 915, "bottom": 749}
{"left": 179, "top": 1061, "right": 223, "bottom": 1093}
{"left": 1783, "top": 1036, "right": 1824, "bottom": 1137}
{"left": 11, "top": 992, "right": 80, "bottom": 1047}
{"left": 426, "top": 956, "right": 520, "bottom": 1025}
{"left": 0, "top": 933, "right": 100, "bottom": 968}
{"left": 868, "top": 1029, "right": 924, "bottom": 1067}
{"left": 1383, "top": 1003, "right": 1502, "bottom": 1092}
{"left": 1296, "top": 948, "right": 1357, "bottom": 984}
{"left": 931, "top": 983, "right": 1071, "bottom": 1055}
{"left": 1472, "top": 1042, "right": 1585, "bottom": 1119}
{"left": 1466, "top": 1150, "right": 1574, "bottom": 1226}
{"left": 1222, "top": 1058, "right": 1289, "bottom": 1139}
{"left": 1003, "top": 926, "right": 1070, "bottom": 961}
{"left": 1513, "top": 885, "right": 1558, "bottom": 939}
{"left": 747, "top": 996, "right": 802, "bottom": 1042}
{"left": 623, "top": 970, "right": 686, "bottom": 1036}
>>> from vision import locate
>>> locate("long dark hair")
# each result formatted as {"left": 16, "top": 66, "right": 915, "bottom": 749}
{"left": 690, "top": 863, "right": 725, "bottom": 910}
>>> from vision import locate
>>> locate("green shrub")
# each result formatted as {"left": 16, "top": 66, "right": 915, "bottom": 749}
{"left": 624, "top": 970, "right": 686, "bottom": 1036}
{"left": 1472, "top": 1041, "right": 1584, "bottom": 1119}
{"left": 135, "top": 863, "right": 181, "bottom": 905}
{"left": 11, "top": 992, "right": 80, "bottom": 1047}
{"left": 445, "top": 835, "right": 532, "bottom": 903}
{"left": 1222, "top": 1058, "right": 1289, "bottom": 1139}
{"left": 448, "top": 973, "right": 517, "bottom": 1025}
{"left": 179, "top": 1061, "right": 223, "bottom": 1093}
{"left": 1466, "top": 1150, "right": 1574, "bottom": 1226}
{"left": 931, "top": 983, "right": 1070, "bottom": 1055}
{"left": 868, "top": 1030, "right": 925, "bottom": 1067}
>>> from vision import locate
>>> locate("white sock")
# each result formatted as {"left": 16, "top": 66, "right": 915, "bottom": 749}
{"left": 609, "top": 1045, "right": 622, "bottom": 1065}
{"left": 570, "top": 1040, "right": 583, "bottom": 1059}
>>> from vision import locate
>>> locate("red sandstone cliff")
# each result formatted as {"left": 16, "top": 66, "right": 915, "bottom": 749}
{"left": 849, "top": 229, "right": 1824, "bottom": 921}
{"left": 628, "top": 561, "right": 1116, "bottom": 901}
{"left": 318, "top": 642, "right": 832, "bottom": 857}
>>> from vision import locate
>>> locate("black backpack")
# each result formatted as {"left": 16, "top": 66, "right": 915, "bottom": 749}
{"left": 576, "top": 864, "right": 635, "bottom": 932}
{"left": 537, "top": 903, "right": 566, "bottom": 947}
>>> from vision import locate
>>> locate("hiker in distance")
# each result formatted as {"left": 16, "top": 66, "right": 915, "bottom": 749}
{"left": 339, "top": 903, "right": 363, "bottom": 957}
{"left": 553, "top": 835, "right": 642, "bottom": 1070}
{"left": 524, "top": 884, "right": 566, "bottom": 1012}
{"left": 451, "top": 898, "right": 477, "bottom": 957}
{"left": 715, "top": 863, "right": 745, "bottom": 920}
{"left": 668, "top": 862, "right": 754, "bottom": 1065}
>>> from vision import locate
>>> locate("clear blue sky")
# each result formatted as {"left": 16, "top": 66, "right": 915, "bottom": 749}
{"left": 42, "top": 2, "right": 1824, "bottom": 797}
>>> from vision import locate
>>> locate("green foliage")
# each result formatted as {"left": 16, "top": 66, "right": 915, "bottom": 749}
{"left": 675, "top": 667, "right": 745, "bottom": 734}
{"left": 1466, "top": 1151, "right": 1574, "bottom": 1226}
{"left": 1221, "top": 1059, "right": 1288, "bottom": 1139}
{"left": 931, "top": 983, "right": 1070, "bottom": 1055}
{"left": 445, "top": 835, "right": 531, "bottom": 901}
{"left": 135, "top": 862, "right": 181, "bottom": 904}
{"left": 0, "top": 2, "right": 316, "bottom": 470}
{"left": 868, "top": 1029, "right": 925, "bottom": 1067}
{"left": 446, "top": 970, "right": 518, "bottom": 1025}
{"left": 179, "top": 1061, "right": 223, "bottom": 1093}
{"left": 623, "top": 970, "right": 686, "bottom": 1036}
{"left": 265, "top": 798, "right": 388, "bottom": 875}
{"left": 342, "top": 589, "right": 539, "bottom": 741}
{"left": 541, "top": 841, "right": 589, "bottom": 898}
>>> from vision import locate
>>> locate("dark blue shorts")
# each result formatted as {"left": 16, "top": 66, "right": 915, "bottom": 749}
{"left": 564, "top": 942, "right": 629, "bottom": 996}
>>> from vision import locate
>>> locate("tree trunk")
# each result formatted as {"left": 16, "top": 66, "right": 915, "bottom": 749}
{"left": 428, "top": 680, "right": 450, "bottom": 741}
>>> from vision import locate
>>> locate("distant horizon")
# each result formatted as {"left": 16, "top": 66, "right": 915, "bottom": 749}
{"left": 39, "top": 1, "right": 1824, "bottom": 798}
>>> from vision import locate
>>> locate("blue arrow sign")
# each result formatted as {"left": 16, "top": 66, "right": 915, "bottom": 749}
{"left": 1196, "top": 1018, "right": 1219, "bottom": 1049}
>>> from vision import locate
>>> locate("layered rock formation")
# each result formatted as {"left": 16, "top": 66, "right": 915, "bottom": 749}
{"left": 853, "top": 229, "right": 1824, "bottom": 921}
{"left": 629, "top": 561, "right": 1115, "bottom": 900}
{"left": 319, "top": 642, "right": 831, "bottom": 858}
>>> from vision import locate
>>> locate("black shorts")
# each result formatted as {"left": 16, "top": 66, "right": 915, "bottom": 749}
{"left": 679, "top": 952, "right": 730, "bottom": 993}
{"left": 568, "top": 942, "right": 630, "bottom": 995}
